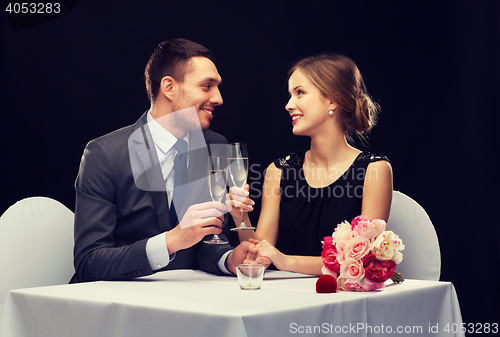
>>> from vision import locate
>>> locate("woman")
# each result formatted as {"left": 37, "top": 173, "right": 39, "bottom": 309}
{"left": 228, "top": 54, "right": 393, "bottom": 275}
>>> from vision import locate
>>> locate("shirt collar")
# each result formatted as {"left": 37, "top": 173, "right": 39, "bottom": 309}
{"left": 147, "top": 110, "right": 190, "bottom": 155}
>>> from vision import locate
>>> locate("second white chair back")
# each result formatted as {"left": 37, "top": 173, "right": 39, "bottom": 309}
{"left": 387, "top": 191, "right": 441, "bottom": 281}
{"left": 0, "top": 197, "right": 75, "bottom": 308}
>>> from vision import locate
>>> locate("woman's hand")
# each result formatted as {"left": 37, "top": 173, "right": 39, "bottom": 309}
{"left": 226, "top": 240, "right": 272, "bottom": 273}
{"left": 249, "top": 238, "right": 290, "bottom": 271}
{"left": 225, "top": 185, "right": 255, "bottom": 222}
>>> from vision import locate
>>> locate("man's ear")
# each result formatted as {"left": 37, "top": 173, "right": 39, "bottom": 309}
{"left": 160, "top": 76, "right": 175, "bottom": 101}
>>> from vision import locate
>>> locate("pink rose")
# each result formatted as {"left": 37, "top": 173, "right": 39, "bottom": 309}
{"left": 361, "top": 278, "right": 386, "bottom": 291}
{"left": 335, "top": 237, "right": 349, "bottom": 264}
{"left": 366, "top": 219, "right": 387, "bottom": 240}
{"left": 351, "top": 216, "right": 386, "bottom": 240}
{"left": 321, "top": 237, "right": 340, "bottom": 274}
{"left": 321, "top": 265, "right": 338, "bottom": 278}
{"left": 338, "top": 277, "right": 363, "bottom": 292}
{"left": 340, "top": 258, "right": 365, "bottom": 283}
{"left": 322, "top": 236, "right": 334, "bottom": 250}
{"left": 351, "top": 215, "right": 370, "bottom": 233}
{"left": 344, "top": 236, "right": 371, "bottom": 261}
{"left": 362, "top": 252, "right": 396, "bottom": 283}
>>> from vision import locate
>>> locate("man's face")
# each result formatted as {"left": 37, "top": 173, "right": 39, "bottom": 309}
{"left": 172, "top": 57, "right": 223, "bottom": 131}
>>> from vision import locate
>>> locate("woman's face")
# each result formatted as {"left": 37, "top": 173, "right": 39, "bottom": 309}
{"left": 286, "top": 69, "right": 333, "bottom": 136}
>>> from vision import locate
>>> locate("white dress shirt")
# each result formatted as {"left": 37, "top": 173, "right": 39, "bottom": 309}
{"left": 144, "top": 111, "right": 231, "bottom": 273}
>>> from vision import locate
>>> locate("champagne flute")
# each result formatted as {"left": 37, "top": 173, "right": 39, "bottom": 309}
{"left": 228, "top": 143, "right": 255, "bottom": 231}
{"left": 204, "top": 156, "right": 229, "bottom": 244}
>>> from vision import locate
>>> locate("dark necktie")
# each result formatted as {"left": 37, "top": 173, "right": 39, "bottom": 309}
{"left": 170, "top": 139, "right": 188, "bottom": 226}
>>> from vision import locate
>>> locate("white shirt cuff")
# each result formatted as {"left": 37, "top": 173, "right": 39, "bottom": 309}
{"left": 218, "top": 250, "right": 233, "bottom": 275}
{"left": 146, "top": 232, "right": 175, "bottom": 271}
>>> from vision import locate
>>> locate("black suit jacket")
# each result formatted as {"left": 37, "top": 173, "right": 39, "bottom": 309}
{"left": 71, "top": 112, "right": 232, "bottom": 283}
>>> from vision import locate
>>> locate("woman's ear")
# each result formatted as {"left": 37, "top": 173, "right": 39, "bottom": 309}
{"left": 160, "top": 76, "right": 175, "bottom": 101}
{"left": 329, "top": 99, "right": 339, "bottom": 112}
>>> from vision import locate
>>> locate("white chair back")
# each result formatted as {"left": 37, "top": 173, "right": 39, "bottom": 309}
{"left": 0, "top": 197, "right": 74, "bottom": 309}
{"left": 387, "top": 191, "right": 441, "bottom": 281}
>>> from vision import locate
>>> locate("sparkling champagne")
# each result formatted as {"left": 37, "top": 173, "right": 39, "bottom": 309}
{"left": 228, "top": 157, "right": 248, "bottom": 188}
{"left": 209, "top": 170, "right": 226, "bottom": 203}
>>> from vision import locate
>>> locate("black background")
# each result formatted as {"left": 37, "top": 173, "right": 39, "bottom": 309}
{"left": 1, "top": 0, "right": 499, "bottom": 329}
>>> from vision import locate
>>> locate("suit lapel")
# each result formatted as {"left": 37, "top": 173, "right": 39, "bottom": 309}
{"left": 130, "top": 113, "right": 171, "bottom": 232}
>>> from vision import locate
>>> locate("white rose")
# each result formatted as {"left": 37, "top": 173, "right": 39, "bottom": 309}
{"left": 372, "top": 231, "right": 405, "bottom": 264}
{"left": 332, "top": 221, "right": 352, "bottom": 243}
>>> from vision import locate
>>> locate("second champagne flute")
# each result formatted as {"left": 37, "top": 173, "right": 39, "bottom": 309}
{"left": 204, "top": 156, "right": 229, "bottom": 244}
{"left": 228, "top": 143, "right": 255, "bottom": 231}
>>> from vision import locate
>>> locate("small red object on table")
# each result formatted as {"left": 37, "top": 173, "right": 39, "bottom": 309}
{"left": 316, "top": 274, "right": 337, "bottom": 293}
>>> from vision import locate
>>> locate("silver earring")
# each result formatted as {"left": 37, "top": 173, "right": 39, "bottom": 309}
{"left": 328, "top": 110, "right": 334, "bottom": 116}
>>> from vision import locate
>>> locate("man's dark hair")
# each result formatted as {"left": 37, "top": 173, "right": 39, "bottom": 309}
{"left": 144, "top": 38, "right": 216, "bottom": 102}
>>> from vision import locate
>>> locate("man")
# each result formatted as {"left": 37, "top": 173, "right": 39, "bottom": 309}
{"left": 71, "top": 38, "right": 257, "bottom": 283}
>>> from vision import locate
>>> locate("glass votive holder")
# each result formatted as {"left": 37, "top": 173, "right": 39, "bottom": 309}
{"left": 236, "top": 264, "right": 265, "bottom": 290}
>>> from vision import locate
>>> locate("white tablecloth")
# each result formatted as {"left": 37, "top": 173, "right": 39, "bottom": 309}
{"left": 0, "top": 270, "right": 463, "bottom": 337}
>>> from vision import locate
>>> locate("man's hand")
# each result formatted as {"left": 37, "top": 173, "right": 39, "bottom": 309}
{"left": 166, "top": 202, "right": 226, "bottom": 254}
{"left": 248, "top": 238, "right": 288, "bottom": 270}
{"left": 225, "top": 240, "right": 272, "bottom": 274}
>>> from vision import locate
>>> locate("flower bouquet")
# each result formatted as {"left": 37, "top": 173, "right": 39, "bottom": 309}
{"left": 320, "top": 216, "right": 405, "bottom": 292}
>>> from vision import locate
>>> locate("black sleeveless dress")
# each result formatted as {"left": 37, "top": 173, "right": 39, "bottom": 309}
{"left": 273, "top": 151, "right": 390, "bottom": 257}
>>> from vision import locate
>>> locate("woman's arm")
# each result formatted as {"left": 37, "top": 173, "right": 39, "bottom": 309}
{"left": 226, "top": 162, "right": 283, "bottom": 243}
{"left": 253, "top": 163, "right": 282, "bottom": 245}
{"left": 251, "top": 239, "right": 324, "bottom": 276}
{"left": 361, "top": 160, "right": 393, "bottom": 221}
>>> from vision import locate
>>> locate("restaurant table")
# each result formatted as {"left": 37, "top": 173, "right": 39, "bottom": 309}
{"left": 0, "top": 269, "right": 464, "bottom": 337}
